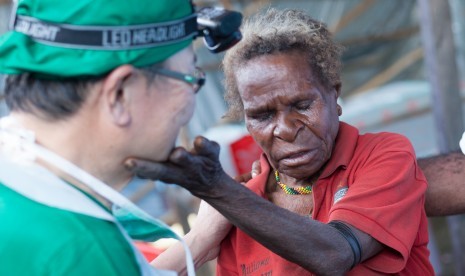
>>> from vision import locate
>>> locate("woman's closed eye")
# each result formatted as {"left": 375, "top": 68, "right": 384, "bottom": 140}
{"left": 293, "top": 100, "right": 312, "bottom": 111}
{"left": 248, "top": 111, "right": 273, "bottom": 122}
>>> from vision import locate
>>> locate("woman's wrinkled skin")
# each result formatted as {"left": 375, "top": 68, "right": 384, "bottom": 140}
{"left": 237, "top": 51, "right": 341, "bottom": 182}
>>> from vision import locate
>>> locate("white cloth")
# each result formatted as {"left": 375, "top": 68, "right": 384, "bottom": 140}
{"left": 460, "top": 131, "right": 465, "bottom": 155}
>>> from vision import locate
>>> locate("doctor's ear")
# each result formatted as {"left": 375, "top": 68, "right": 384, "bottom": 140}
{"left": 101, "top": 65, "right": 136, "bottom": 126}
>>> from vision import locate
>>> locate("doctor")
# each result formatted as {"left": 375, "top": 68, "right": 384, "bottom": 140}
{"left": 0, "top": 0, "right": 228, "bottom": 274}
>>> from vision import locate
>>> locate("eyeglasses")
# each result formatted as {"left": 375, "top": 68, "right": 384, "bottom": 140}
{"left": 153, "top": 67, "right": 206, "bottom": 94}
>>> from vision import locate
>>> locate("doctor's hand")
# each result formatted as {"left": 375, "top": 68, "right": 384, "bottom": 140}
{"left": 188, "top": 200, "right": 232, "bottom": 263}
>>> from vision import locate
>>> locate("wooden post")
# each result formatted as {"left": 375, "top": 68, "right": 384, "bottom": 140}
{"left": 418, "top": 0, "right": 464, "bottom": 152}
{"left": 418, "top": 0, "right": 465, "bottom": 275}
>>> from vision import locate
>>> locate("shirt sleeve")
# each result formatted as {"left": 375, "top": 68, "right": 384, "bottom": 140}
{"left": 329, "top": 134, "right": 428, "bottom": 273}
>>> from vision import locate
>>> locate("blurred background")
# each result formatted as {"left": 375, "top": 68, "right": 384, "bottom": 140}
{"left": 1, "top": 0, "right": 465, "bottom": 275}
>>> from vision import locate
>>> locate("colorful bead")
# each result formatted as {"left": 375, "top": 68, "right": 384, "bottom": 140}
{"left": 275, "top": 170, "right": 313, "bottom": 195}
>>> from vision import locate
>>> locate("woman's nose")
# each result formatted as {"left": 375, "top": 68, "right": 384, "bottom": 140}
{"left": 272, "top": 112, "right": 302, "bottom": 142}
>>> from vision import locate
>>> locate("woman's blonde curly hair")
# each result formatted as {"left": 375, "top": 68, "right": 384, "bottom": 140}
{"left": 223, "top": 8, "right": 343, "bottom": 121}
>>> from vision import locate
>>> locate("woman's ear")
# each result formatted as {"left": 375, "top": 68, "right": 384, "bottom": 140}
{"left": 334, "top": 83, "right": 342, "bottom": 116}
{"left": 334, "top": 83, "right": 342, "bottom": 98}
{"left": 101, "top": 65, "right": 135, "bottom": 126}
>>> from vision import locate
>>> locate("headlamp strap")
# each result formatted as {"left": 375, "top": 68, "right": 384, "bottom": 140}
{"left": 11, "top": 14, "right": 198, "bottom": 50}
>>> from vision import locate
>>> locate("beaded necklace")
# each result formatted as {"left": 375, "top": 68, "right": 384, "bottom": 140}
{"left": 275, "top": 170, "right": 314, "bottom": 195}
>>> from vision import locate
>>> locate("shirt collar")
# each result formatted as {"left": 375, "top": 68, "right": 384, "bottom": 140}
{"left": 246, "top": 154, "right": 271, "bottom": 195}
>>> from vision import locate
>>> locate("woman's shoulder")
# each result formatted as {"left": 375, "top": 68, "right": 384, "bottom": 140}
{"left": 360, "top": 131, "right": 413, "bottom": 148}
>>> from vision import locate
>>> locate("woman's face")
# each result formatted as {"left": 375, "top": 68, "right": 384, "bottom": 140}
{"left": 236, "top": 51, "right": 340, "bottom": 180}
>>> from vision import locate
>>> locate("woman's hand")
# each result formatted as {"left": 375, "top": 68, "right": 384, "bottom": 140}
{"left": 126, "top": 136, "right": 230, "bottom": 198}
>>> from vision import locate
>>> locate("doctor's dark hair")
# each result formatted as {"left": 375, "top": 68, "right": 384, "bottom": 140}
{"left": 4, "top": 64, "right": 164, "bottom": 121}
{"left": 222, "top": 8, "right": 343, "bottom": 121}
{"left": 4, "top": 74, "right": 103, "bottom": 120}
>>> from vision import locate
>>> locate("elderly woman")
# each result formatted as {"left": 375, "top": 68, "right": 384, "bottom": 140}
{"left": 132, "top": 9, "right": 433, "bottom": 275}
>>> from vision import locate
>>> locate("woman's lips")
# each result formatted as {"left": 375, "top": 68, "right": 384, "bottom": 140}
{"left": 279, "top": 149, "right": 315, "bottom": 167}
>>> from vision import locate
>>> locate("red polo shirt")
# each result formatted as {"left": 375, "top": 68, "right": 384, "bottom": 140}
{"left": 217, "top": 122, "right": 433, "bottom": 275}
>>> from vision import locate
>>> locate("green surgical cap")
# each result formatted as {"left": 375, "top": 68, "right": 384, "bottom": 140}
{"left": 0, "top": 0, "right": 195, "bottom": 78}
